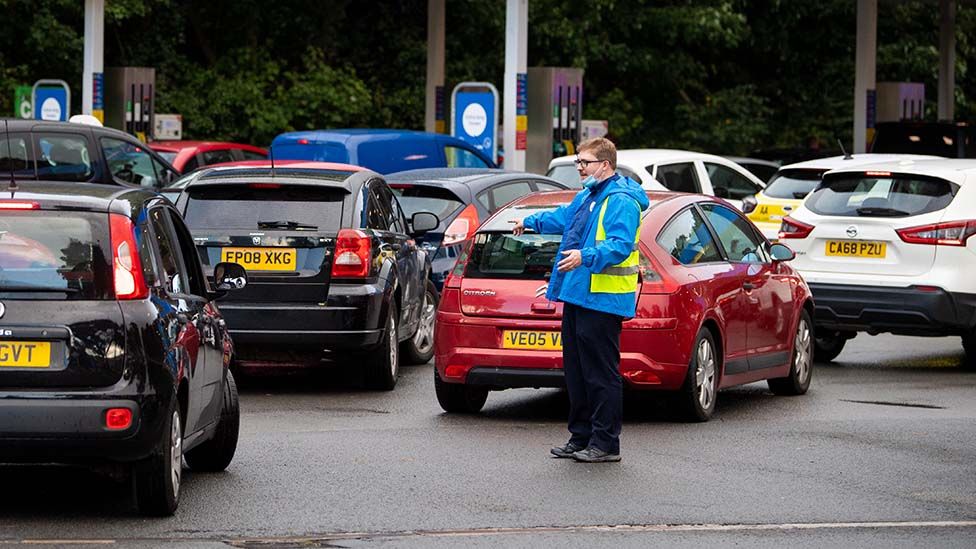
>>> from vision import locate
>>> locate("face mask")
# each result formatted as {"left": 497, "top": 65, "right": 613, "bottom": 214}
{"left": 581, "top": 163, "right": 605, "bottom": 189}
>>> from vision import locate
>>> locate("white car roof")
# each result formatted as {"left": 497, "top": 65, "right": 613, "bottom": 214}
{"left": 549, "top": 148, "right": 734, "bottom": 169}
{"left": 778, "top": 153, "right": 943, "bottom": 172}
{"left": 823, "top": 158, "right": 976, "bottom": 187}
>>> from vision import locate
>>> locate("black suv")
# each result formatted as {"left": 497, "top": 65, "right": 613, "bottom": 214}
{"left": 175, "top": 166, "right": 440, "bottom": 389}
{"left": 0, "top": 182, "right": 246, "bottom": 515}
{"left": 0, "top": 119, "right": 179, "bottom": 187}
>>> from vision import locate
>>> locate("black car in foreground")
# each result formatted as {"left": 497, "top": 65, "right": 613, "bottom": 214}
{"left": 175, "top": 166, "right": 440, "bottom": 389}
{"left": 1, "top": 119, "right": 180, "bottom": 187}
{"left": 386, "top": 168, "right": 569, "bottom": 289}
{"left": 0, "top": 182, "right": 246, "bottom": 515}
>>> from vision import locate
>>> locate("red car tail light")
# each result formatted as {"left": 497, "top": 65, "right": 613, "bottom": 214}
{"left": 778, "top": 216, "right": 814, "bottom": 240}
{"left": 638, "top": 248, "right": 679, "bottom": 294}
{"left": 105, "top": 408, "right": 133, "bottom": 430}
{"left": 109, "top": 214, "right": 149, "bottom": 300}
{"left": 896, "top": 220, "right": 976, "bottom": 247}
{"left": 331, "top": 229, "right": 372, "bottom": 278}
{"left": 444, "top": 239, "right": 474, "bottom": 290}
{"left": 442, "top": 204, "right": 479, "bottom": 246}
{"left": 0, "top": 201, "right": 39, "bottom": 210}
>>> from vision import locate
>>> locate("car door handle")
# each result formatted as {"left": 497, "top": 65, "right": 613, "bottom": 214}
{"left": 742, "top": 282, "right": 756, "bottom": 291}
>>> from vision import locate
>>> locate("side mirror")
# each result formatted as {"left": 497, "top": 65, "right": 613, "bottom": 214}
{"left": 213, "top": 261, "right": 248, "bottom": 291}
{"left": 769, "top": 243, "right": 796, "bottom": 262}
{"left": 410, "top": 212, "right": 440, "bottom": 235}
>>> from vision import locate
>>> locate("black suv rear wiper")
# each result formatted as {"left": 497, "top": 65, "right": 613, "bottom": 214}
{"left": 257, "top": 220, "right": 319, "bottom": 230}
{"left": 855, "top": 207, "right": 911, "bottom": 217}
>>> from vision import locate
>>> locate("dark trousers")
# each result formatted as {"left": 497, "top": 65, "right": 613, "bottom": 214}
{"left": 561, "top": 302, "right": 623, "bottom": 454}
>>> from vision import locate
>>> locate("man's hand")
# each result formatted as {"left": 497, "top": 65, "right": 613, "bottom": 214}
{"left": 557, "top": 249, "right": 582, "bottom": 272}
{"left": 511, "top": 219, "right": 526, "bottom": 236}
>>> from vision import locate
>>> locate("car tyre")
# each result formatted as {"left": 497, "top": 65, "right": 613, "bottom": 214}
{"left": 769, "top": 310, "right": 814, "bottom": 396}
{"left": 402, "top": 280, "right": 439, "bottom": 365}
{"left": 184, "top": 370, "right": 240, "bottom": 472}
{"left": 814, "top": 330, "right": 849, "bottom": 363}
{"left": 434, "top": 369, "right": 488, "bottom": 413}
{"left": 134, "top": 397, "right": 182, "bottom": 516}
{"left": 365, "top": 302, "right": 399, "bottom": 391}
{"left": 676, "top": 327, "right": 719, "bottom": 422}
{"left": 962, "top": 330, "right": 976, "bottom": 370}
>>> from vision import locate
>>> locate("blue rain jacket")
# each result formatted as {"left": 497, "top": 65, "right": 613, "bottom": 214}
{"left": 523, "top": 174, "right": 649, "bottom": 318}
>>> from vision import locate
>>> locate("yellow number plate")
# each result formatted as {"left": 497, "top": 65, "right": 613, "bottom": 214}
{"left": 825, "top": 240, "right": 887, "bottom": 258}
{"left": 502, "top": 330, "right": 562, "bottom": 351}
{"left": 751, "top": 204, "right": 785, "bottom": 223}
{"left": 0, "top": 341, "right": 51, "bottom": 368}
{"left": 221, "top": 247, "right": 297, "bottom": 271}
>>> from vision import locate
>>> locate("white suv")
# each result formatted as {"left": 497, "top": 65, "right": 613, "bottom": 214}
{"left": 779, "top": 158, "right": 976, "bottom": 366}
{"left": 547, "top": 149, "right": 766, "bottom": 211}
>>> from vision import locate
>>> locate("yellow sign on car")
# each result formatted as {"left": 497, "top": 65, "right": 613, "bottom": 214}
{"left": 0, "top": 341, "right": 51, "bottom": 368}
{"left": 825, "top": 240, "right": 887, "bottom": 258}
{"left": 502, "top": 330, "right": 562, "bottom": 351}
{"left": 221, "top": 247, "right": 297, "bottom": 271}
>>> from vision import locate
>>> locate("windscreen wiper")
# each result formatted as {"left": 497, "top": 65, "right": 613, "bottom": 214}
{"left": 257, "top": 220, "right": 319, "bottom": 230}
{"left": 855, "top": 207, "right": 911, "bottom": 217}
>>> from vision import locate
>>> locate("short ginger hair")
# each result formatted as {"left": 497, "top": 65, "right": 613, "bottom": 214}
{"left": 577, "top": 137, "right": 617, "bottom": 169}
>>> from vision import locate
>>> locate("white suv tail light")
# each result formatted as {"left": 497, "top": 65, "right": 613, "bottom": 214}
{"left": 896, "top": 220, "right": 976, "bottom": 247}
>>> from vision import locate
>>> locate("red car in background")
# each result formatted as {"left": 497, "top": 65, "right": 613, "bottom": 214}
{"left": 435, "top": 191, "right": 815, "bottom": 421}
{"left": 149, "top": 141, "right": 268, "bottom": 173}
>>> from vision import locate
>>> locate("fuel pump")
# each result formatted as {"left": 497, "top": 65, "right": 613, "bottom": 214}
{"left": 526, "top": 67, "right": 583, "bottom": 174}
{"left": 104, "top": 67, "right": 156, "bottom": 141}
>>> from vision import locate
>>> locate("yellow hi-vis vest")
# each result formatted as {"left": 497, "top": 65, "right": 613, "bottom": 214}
{"left": 591, "top": 197, "right": 641, "bottom": 294}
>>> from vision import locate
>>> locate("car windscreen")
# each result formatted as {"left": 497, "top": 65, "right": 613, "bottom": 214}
{"left": 805, "top": 175, "right": 957, "bottom": 218}
{"left": 0, "top": 211, "right": 112, "bottom": 300}
{"left": 389, "top": 184, "right": 463, "bottom": 221}
{"left": 764, "top": 169, "right": 825, "bottom": 199}
{"left": 546, "top": 164, "right": 581, "bottom": 187}
{"left": 157, "top": 151, "right": 178, "bottom": 163}
{"left": 183, "top": 184, "right": 345, "bottom": 231}
{"left": 465, "top": 232, "right": 562, "bottom": 280}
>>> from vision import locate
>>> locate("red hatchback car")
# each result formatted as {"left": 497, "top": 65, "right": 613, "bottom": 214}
{"left": 149, "top": 141, "right": 268, "bottom": 173}
{"left": 434, "top": 191, "right": 815, "bottom": 421}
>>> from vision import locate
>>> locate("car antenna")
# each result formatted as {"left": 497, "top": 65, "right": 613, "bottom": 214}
{"left": 3, "top": 119, "right": 18, "bottom": 196}
{"left": 837, "top": 138, "right": 854, "bottom": 160}
{"left": 269, "top": 144, "right": 276, "bottom": 178}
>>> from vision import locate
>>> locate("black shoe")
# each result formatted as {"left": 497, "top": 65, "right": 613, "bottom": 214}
{"left": 550, "top": 442, "right": 586, "bottom": 458}
{"left": 572, "top": 446, "right": 621, "bottom": 463}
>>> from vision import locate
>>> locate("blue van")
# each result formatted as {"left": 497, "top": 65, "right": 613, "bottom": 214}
{"left": 270, "top": 129, "right": 497, "bottom": 174}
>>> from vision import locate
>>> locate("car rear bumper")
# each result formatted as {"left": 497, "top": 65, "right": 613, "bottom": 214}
{"left": 219, "top": 282, "right": 387, "bottom": 349}
{"left": 809, "top": 283, "right": 976, "bottom": 336}
{"left": 434, "top": 319, "right": 689, "bottom": 390}
{"left": 0, "top": 394, "right": 165, "bottom": 464}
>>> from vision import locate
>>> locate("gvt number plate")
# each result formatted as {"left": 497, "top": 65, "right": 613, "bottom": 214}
{"left": 221, "top": 247, "right": 297, "bottom": 271}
